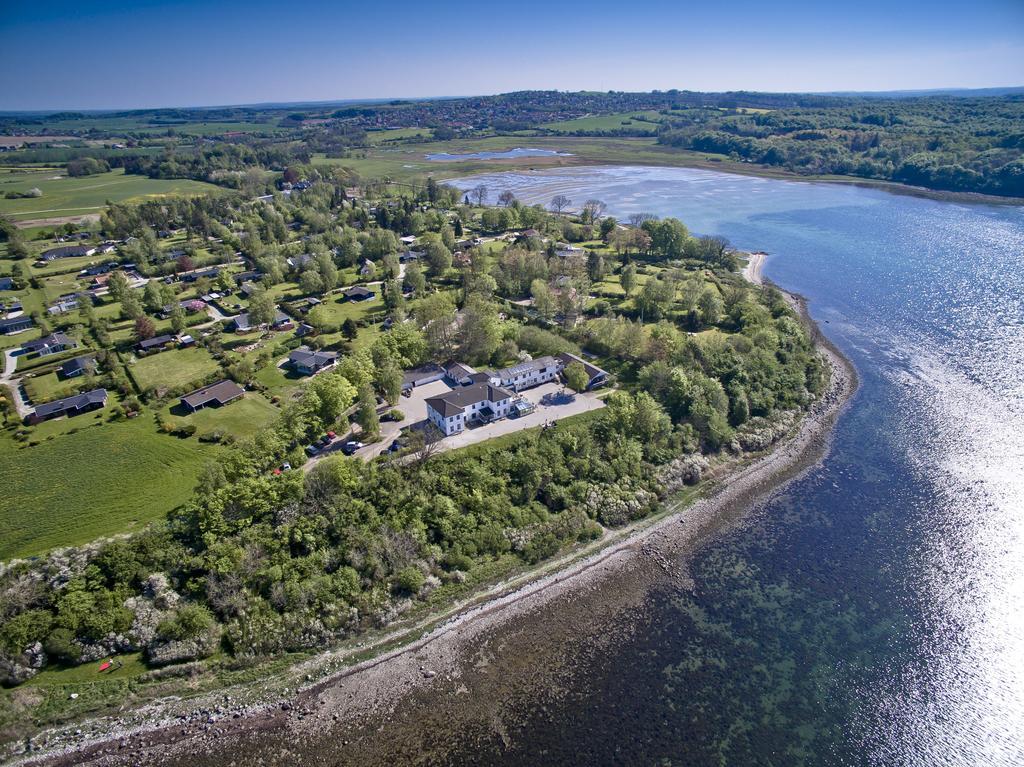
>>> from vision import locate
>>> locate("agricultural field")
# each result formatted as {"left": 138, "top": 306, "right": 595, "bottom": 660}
{"left": 0, "top": 168, "right": 221, "bottom": 222}
{"left": 129, "top": 346, "right": 221, "bottom": 392}
{"left": 0, "top": 415, "right": 217, "bottom": 560}
{"left": 539, "top": 111, "right": 664, "bottom": 132}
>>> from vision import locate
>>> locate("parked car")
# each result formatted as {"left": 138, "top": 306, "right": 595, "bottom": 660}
{"left": 318, "top": 434, "right": 333, "bottom": 446}
{"left": 386, "top": 439, "right": 402, "bottom": 453}
{"left": 304, "top": 444, "right": 320, "bottom": 457}
{"left": 341, "top": 440, "right": 365, "bottom": 455}
{"left": 281, "top": 462, "right": 291, "bottom": 471}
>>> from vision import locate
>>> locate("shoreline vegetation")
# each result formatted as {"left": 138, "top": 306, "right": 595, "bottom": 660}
{"left": 11, "top": 259, "right": 858, "bottom": 767}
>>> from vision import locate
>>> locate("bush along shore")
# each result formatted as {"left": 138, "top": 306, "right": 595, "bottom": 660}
{"left": 0, "top": 231, "right": 827, "bottom": 761}
{"left": 0, "top": 276, "right": 856, "bottom": 765}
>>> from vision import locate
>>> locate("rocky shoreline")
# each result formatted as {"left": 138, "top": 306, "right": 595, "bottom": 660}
{"left": 13, "top": 273, "right": 857, "bottom": 767}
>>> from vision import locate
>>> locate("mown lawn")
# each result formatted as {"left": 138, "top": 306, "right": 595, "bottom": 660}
{"left": 0, "top": 416, "right": 217, "bottom": 560}
{"left": 130, "top": 346, "right": 221, "bottom": 392}
{"left": 164, "top": 392, "right": 279, "bottom": 439}
{"left": 0, "top": 168, "right": 221, "bottom": 221}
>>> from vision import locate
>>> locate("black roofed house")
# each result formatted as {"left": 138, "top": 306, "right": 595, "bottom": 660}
{"left": 286, "top": 253, "right": 313, "bottom": 269}
{"left": 399, "top": 250, "right": 424, "bottom": 263}
{"left": 29, "top": 388, "right": 107, "bottom": 424}
{"left": 358, "top": 259, "right": 375, "bottom": 276}
{"left": 444, "top": 361, "right": 477, "bottom": 386}
{"left": 41, "top": 245, "right": 95, "bottom": 262}
{"left": 231, "top": 309, "right": 292, "bottom": 333}
{"left": 180, "top": 379, "right": 244, "bottom": 412}
{"left": 59, "top": 355, "right": 97, "bottom": 379}
{"left": 555, "top": 352, "right": 609, "bottom": 390}
{"left": 233, "top": 270, "right": 263, "bottom": 285}
{"left": 0, "top": 277, "right": 13, "bottom": 291}
{"left": 22, "top": 332, "right": 76, "bottom": 357}
{"left": 343, "top": 285, "right": 375, "bottom": 302}
{"left": 425, "top": 382, "right": 514, "bottom": 436}
{"left": 180, "top": 267, "right": 221, "bottom": 283}
{"left": 0, "top": 316, "right": 31, "bottom": 336}
{"left": 135, "top": 334, "right": 175, "bottom": 354}
{"left": 288, "top": 346, "right": 339, "bottom": 376}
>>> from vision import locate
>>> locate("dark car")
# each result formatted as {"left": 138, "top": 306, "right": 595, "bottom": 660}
{"left": 386, "top": 439, "right": 402, "bottom": 453}
{"left": 304, "top": 444, "right": 320, "bottom": 457}
{"left": 341, "top": 440, "right": 365, "bottom": 455}
{"left": 318, "top": 434, "right": 333, "bottom": 446}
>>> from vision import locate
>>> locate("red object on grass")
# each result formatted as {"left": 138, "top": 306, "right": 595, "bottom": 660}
{"left": 98, "top": 661, "right": 112, "bottom": 672}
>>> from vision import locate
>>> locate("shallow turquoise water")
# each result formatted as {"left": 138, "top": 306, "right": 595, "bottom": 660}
{"left": 450, "top": 167, "right": 1024, "bottom": 765}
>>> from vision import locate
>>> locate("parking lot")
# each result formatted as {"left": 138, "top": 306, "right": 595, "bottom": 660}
{"left": 361, "top": 379, "right": 606, "bottom": 459}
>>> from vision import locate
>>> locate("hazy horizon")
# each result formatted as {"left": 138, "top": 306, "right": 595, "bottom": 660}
{"left": 2, "top": 0, "right": 1023, "bottom": 111}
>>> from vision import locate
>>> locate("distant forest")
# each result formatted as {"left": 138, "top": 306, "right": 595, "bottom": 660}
{"left": 2, "top": 89, "right": 1022, "bottom": 197}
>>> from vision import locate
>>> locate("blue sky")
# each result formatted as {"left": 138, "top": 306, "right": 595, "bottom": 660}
{"left": 1, "top": 0, "right": 1022, "bottom": 110}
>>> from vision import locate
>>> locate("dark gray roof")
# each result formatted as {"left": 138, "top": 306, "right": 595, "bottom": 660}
{"left": 60, "top": 356, "right": 96, "bottom": 376}
{"left": 34, "top": 388, "right": 106, "bottom": 418}
{"left": 426, "top": 382, "right": 513, "bottom": 417}
{"left": 42, "top": 245, "right": 92, "bottom": 260}
{"left": 288, "top": 347, "right": 338, "bottom": 369}
{"left": 343, "top": 285, "right": 375, "bottom": 299}
{"left": 402, "top": 363, "right": 445, "bottom": 387}
{"left": 0, "top": 277, "right": 13, "bottom": 290}
{"left": 22, "top": 332, "right": 75, "bottom": 353}
{"left": 556, "top": 352, "right": 608, "bottom": 381}
{"left": 137, "top": 334, "right": 175, "bottom": 350}
{"left": 181, "top": 379, "right": 244, "bottom": 409}
{"left": 0, "top": 316, "right": 32, "bottom": 332}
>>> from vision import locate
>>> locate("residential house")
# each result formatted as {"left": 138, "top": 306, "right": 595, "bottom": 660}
{"left": 233, "top": 270, "right": 263, "bottom": 285}
{"left": 286, "top": 253, "right": 313, "bottom": 269}
{"left": 426, "top": 382, "right": 514, "bottom": 436}
{"left": 29, "top": 388, "right": 107, "bottom": 424}
{"left": 180, "top": 267, "right": 221, "bottom": 283}
{"left": 59, "top": 355, "right": 97, "bottom": 379}
{"left": 444, "top": 361, "right": 477, "bottom": 386}
{"left": 41, "top": 245, "right": 95, "bottom": 262}
{"left": 135, "top": 334, "right": 175, "bottom": 354}
{"left": 555, "top": 352, "right": 609, "bottom": 390}
{"left": 22, "top": 332, "right": 76, "bottom": 357}
{"left": 343, "top": 285, "right": 375, "bottom": 302}
{"left": 0, "top": 277, "right": 13, "bottom": 291}
{"left": 399, "top": 250, "right": 424, "bottom": 263}
{"left": 358, "top": 259, "right": 375, "bottom": 277}
{"left": 180, "top": 380, "right": 244, "bottom": 412}
{"left": 288, "top": 346, "right": 339, "bottom": 376}
{"left": 47, "top": 294, "right": 82, "bottom": 315}
{"left": 488, "top": 356, "right": 559, "bottom": 392}
{"left": 399, "top": 235, "right": 417, "bottom": 246}
{"left": 231, "top": 309, "right": 291, "bottom": 333}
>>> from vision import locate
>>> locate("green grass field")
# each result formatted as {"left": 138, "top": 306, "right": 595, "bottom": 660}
{"left": 130, "top": 346, "right": 221, "bottom": 393}
{"left": 539, "top": 111, "right": 664, "bottom": 132}
{"left": 0, "top": 415, "right": 217, "bottom": 560}
{"left": 0, "top": 168, "right": 221, "bottom": 221}
{"left": 165, "top": 392, "right": 279, "bottom": 439}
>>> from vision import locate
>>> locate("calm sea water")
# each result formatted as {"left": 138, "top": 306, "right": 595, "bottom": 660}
{"left": 450, "top": 167, "right": 1024, "bottom": 765}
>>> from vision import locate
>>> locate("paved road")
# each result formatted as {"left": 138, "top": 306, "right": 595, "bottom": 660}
{"left": 0, "top": 349, "right": 33, "bottom": 420}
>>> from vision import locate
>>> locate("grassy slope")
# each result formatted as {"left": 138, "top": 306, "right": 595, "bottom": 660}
{"left": 0, "top": 415, "right": 217, "bottom": 560}
{"left": 130, "top": 346, "right": 221, "bottom": 392}
{"left": 0, "top": 168, "right": 221, "bottom": 221}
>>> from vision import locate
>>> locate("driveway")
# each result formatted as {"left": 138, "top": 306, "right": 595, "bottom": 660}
{"left": 361, "top": 379, "right": 606, "bottom": 460}
{"left": 0, "top": 349, "right": 34, "bottom": 420}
